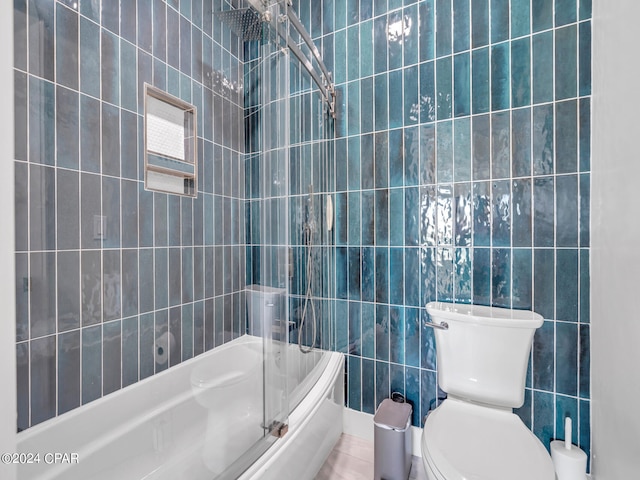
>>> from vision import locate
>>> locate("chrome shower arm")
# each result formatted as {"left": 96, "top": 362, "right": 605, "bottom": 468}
{"left": 245, "top": 0, "right": 336, "bottom": 117}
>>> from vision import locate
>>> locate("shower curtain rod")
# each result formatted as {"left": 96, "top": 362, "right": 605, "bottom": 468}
{"left": 246, "top": 0, "right": 336, "bottom": 118}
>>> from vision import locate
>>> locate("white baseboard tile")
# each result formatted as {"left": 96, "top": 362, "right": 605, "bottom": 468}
{"left": 411, "top": 427, "right": 422, "bottom": 458}
{"left": 343, "top": 407, "right": 423, "bottom": 457}
{"left": 342, "top": 408, "right": 374, "bottom": 442}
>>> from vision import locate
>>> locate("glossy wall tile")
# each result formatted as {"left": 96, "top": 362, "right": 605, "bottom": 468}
{"left": 294, "top": 0, "right": 592, "bottom": 464}
{"left": 14, "top": 0, "right": 247, "bottom": 430}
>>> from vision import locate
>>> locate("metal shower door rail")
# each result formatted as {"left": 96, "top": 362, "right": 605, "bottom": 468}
{"left": 246, "top": 0, "right": 336, "bottom": 118}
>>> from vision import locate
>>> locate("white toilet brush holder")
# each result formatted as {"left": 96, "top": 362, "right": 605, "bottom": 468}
{"left": 550, "top": 418, "right": 587, "bottom": 480}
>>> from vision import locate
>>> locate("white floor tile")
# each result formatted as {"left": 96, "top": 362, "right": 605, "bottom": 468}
{"left": 315, "top": 434, "right": 427, "bottom": 480}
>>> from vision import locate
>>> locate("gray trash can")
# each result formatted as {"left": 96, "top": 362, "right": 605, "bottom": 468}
{"left": 374, "top": 398, "right": 413, "bottom": 480}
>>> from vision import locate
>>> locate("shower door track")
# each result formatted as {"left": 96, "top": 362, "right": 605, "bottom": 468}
{"left": 247, "top": 0, "right": 336, "bottom": 118}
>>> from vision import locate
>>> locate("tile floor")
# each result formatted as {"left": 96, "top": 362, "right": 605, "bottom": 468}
{"left": 315, "top": 434, "right": 427, "bottom": 480}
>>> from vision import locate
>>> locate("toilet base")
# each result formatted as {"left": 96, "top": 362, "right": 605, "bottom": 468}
{"left": 421, "top": 457, "right": 441, "bottom": 480}
{"left": 421, "top": 399, "right": 555, "bottom": 480}
{"left": 421, "top": 435, "right": 443, "bottom": 480}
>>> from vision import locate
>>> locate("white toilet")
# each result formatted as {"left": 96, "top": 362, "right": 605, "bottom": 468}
{"left": 421, "top": 301, "right": 556, "bottom": 480}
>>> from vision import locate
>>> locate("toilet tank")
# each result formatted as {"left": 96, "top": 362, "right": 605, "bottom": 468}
{"left": 426, "top": 302, "right": 543, "bottom": 408}
{"left": 246, "top": 285, "right": 286, "bottom": 339}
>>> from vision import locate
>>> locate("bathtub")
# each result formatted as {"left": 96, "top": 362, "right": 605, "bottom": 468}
{"left": 17, "top": 335, "right": 344, "bottom": 480}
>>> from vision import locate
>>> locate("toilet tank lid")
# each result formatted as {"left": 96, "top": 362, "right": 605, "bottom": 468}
{"left": 426, "top": 302, "right": 544, "bottom": 329}
{"left": 246, "top": 285, "right": 286, "bottom": 295}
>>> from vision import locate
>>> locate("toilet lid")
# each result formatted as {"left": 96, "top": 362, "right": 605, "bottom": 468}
{"left": 423, "top": 399, "right": 555, "bottom": 480}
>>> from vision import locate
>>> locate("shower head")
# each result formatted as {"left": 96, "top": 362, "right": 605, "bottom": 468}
{"left": 215, "top": 8, "right": 264, "bottom": 41}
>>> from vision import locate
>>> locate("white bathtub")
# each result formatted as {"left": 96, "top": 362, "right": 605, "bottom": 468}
{"left": 17, "top": 335, "right": 344, "bottom": 480}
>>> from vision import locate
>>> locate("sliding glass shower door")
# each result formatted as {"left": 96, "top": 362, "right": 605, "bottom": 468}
{"left": 222, "top": 1, "right": 292, "bottom": 477}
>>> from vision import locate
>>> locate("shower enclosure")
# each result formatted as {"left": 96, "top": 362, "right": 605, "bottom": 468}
{"left": 239, "top": 0, "right": 337, "bottom": 473}
{"left": 13, "top": 0, "right": 336, "bottom": 478}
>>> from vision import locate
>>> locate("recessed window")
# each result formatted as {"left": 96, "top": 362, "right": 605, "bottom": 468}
{"left": 144, "top": 84, "right": 197, "bottom": 197}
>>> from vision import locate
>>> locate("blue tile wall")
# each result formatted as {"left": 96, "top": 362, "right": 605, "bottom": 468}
{"left": 298, "top": 0, "right": 591, "bottom": 463}
{"left": 14, "top": 0, "right": 247, "bottom": 430}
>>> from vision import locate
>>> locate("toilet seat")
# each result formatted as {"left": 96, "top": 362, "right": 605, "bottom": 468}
{"left": 422, "top": 399, "right": 555, "bottom": 480}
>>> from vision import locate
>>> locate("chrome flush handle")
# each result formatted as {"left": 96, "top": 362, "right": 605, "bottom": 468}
{"left": 424, "top": 319, "right": 449, "bottom": 330}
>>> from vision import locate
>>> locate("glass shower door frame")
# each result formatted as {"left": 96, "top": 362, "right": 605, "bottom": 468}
{"left": 218, "top": 2, "right": 291, "bottom": 478}
{"left": 258, "top": 2, "right": 291, "bottom": 445}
